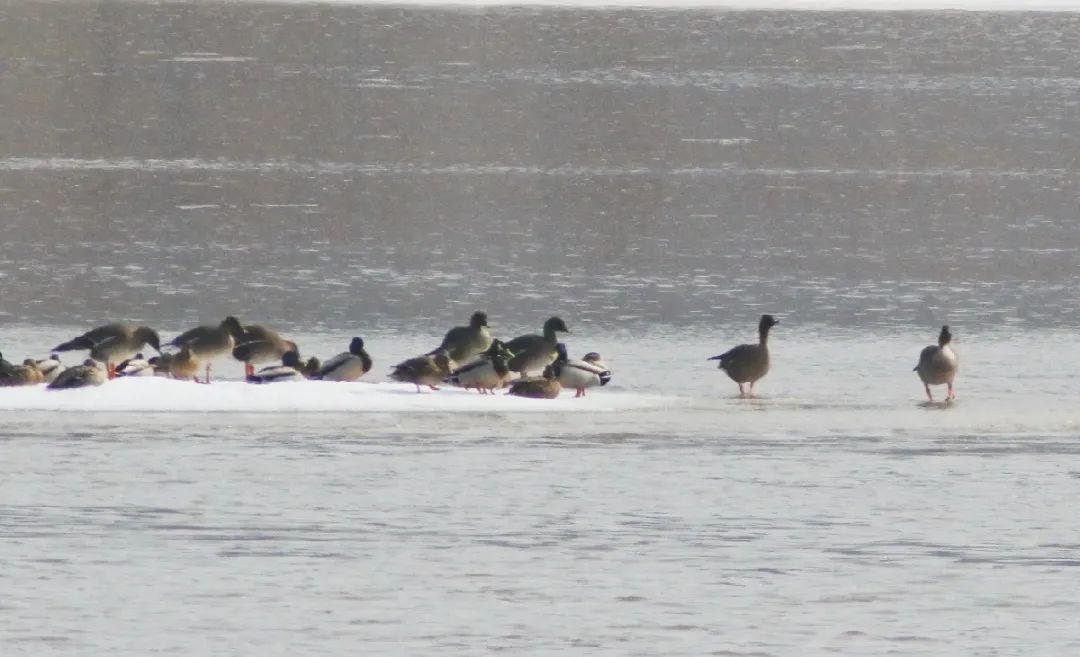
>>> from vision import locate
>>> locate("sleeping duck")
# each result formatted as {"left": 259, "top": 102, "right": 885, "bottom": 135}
{"left": 707, "top": 314, "right": 777, "bottom": 397}
{"left": 507, "top": 364, "right": 562, "bottom": 399}
{"left": 447, "top": 339, "right": 514, "bottom": 394}
{"left": 47, "top": 359, "right": 108, "bottom": 390}
{"left": 554, "top": 345, "right": 612, "bottom": 397}
{"left": 390, "top": 349, "right": 453, "bottom": 393}
{"left": 915, "top": 325, "right": 959, "bottom": 402}
{"left": 115, "top": 353, "right": 154, "bottom": 377}
{"left": 246, "top": 350, "right": 306, "bottom": 384}
{"left": 0, "top": 359, "right": 45, "bottom": 387}
{"left": 35, "top": 354, "right": 63, "bottom": 384}
{"left": 505, "top": 316, "right": 570, "bottom": 376}
{"left": 313, "top": 337, "right": 373, "bottom": 382}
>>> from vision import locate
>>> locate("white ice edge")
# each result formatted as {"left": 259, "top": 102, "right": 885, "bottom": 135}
{"left": 0, "top": 377, "right": 677, "bottom": 414}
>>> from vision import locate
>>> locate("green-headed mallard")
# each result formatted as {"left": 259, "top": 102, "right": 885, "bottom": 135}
{"left": 390, "top": 349, "right": 453, "bottom": 393}
{"left": 47, "top": 359, "right": 107, "bottom": 390}
{"left": 314, "top": 337, "right": 373, "bottom": 382}
{"left": 115, "top": 353, "right": 153, "bottom": 377}
{"left": 447, "top": 339, "right": 514, "bottom": 394}
{"left": 915, "top": 325, "right": 959, "bottom": 402}
{"left": 507, "top": 364, "right": 562, "bottom": 399}
{"left": 434, "top": 311, "right": 492, "bottom": 363}
{"left": 52, "top": 324, "right": 161, "bottom": 378}
{"left": 505, "top": 316, "right": 570, "bottom": 376}
{"left": 554, "top": 345, "right": 612, "bottom": 398}
{"left": 247, "top": 350, "right": 306, "bottom": 384}
{"left": 707, "top": 314, "right": 778, "bottom": 397}
{"left": 169, "top": 316, "right": 243, "bottom": 382}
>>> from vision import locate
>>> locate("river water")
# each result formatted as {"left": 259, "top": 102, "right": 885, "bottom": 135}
{"left": 2, "top": 3, "right": 1080, "bottom": 655}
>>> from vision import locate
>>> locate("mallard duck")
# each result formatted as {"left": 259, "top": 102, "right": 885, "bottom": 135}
{"left": 161, "top": 347, "right": 202, "bottom": 382}
{"left": 433, "top": 311, "right": 492, "bottom": 363}
{"left": 313, "top": 337, "right": 373, "bottom": 382}
{"left": 507, "top": 364, "right": 562, "bottom": 399}
{"left": 707, "top": 314, "right": 778, "bottom": 397}
{"left": 554, "top": 345, "right": 612, "bottom": 398}
{"left": 47, "top": 359, "right": 107, "bottom": 390}
{"left": 505, "top": 316, "right": 571, "bottom": 376}
{"left": 115, "top": 353, "right": 154, "bottom": 377}
{"left": 169, "top": 316, "right": 243, "bottom": 382}
{"left": 447, "top": 339, "right": 514, "bottom": 394}
{"left": 52, "top": 324, "right": 161, "bottom": 378}
{"left": 231, "top": 323, "right": 297, "bottom": 378}
{"left": 246, "top": 350, "right": 306, "bottom": 384}
{"left": 34, "top": 354, "right": 63, "bottom": 383}
{"left": 0, "top": 359, "right": 44, "bottom": 387}
{"left": 915, "top": 325, "right": 959, "bottom": 402}
{"left": 390, "top": 349, "right": 453, "bottom": 393}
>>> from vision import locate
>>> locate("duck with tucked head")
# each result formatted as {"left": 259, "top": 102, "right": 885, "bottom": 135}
{"left": 52, "top": 324, "right": 161, "bottom": 379}
{"left": 313, "top": 337, "right": 373, "bottom": 382}
{"left": 432, "top": 311, "right": 492, "bottom": 364}
{"left": 447, "top": 339, "right": 514, "bottom": 394}
{"left": 47, "top": 359, "right": 107, "bottom": 390}
{"left": 915, "top": 325, "right": 958, "bottom": 402}
{"left": 0, "top": 359, "right": 44, "bottom": 387}
{"left": 169, "top": 316, "right": 243, "bottom": 382}
{"left": 247, "top": 350, "right": 306, "bottom": 384}
{"left": 390, "top": 348, "right": 453, "bottom": 393}
{"left": 34, "top": 354, "right": 63, "bottom": 384}
{"left": 553, "top": 345, "right": 612, "bottom": 398}
{"left": 507, "top": 364, "right": 562, "bottom": 399}
{"left": 115, "top": 353, "right": 154, "bottom": 377}
{"left": 707, "top": 314, "right": 778, "bottom": 397}
{"left": 505, "top": 316, "right": 571, "bottom": 377}
{"left": 232, "top": 322, "right": 298, "bottom": 378}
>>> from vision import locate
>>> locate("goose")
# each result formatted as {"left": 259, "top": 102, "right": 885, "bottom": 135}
{"left": 231, "top": 323, "right": 297, "bottom": 378}
{"left": 115, "top": 353, "right": 154, "bottom": 377}
{"left": 34, "top": 354, "right": 63, "bottom": 383}
{"left": 505, "top": 316, "right": 570, "bottom": 376}
{"left": 390, "top": 349, "right": 453, "bottom": 393}
{"left": 47, "top": 359, "right": 107, "bottom": 390}
{"left": 313, "top": 337, "right": 373, "bottom": 382}
{"left": 915, "top": 325, "right": 959, "bottom": 402}
{"left": 433, "top": 311, "right": 492, "bottom": 363}
{"left": 447, "top": 339, "right": 514, "bottom": 394}
{"left": 707, "top": 314, "right": 778, "bottom": 397}
{"left": 247, "top": 350, "right": 306, "bottom": 384}
{"left": 169, "top": 316, "right": 243, "bottom": 382}
{"left": 554, "top": 345, "right": 612, "bottom": 398}
{"left": 507, "top": 364, "right": 562, "bottom": 399}
{"left": 0, "top": 359, "right": 44, "bottom": 387}
{"left": 52, "top": 324, "right": 161, "bottom": 378}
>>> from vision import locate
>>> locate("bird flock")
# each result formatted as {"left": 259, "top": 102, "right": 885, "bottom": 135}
{"left": 0, "top": 312, "right": 958, "bottom": 402}
{"left": 0, "top": 312, "right": 615, "bottom": 400}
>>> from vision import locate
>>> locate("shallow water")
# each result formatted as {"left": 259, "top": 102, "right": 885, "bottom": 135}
{"left": 3, "top": 3, "right": 1080, "bottom": 656}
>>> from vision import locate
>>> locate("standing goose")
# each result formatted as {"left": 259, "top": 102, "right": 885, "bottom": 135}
{"left": 246, "top": 350, "right": 306, "bottom": 384}
{"left": 447, "top": 339, "right": 514, "bottom": 394}
{"left": 313, "top": 337, "right": 373, "bottom": 382}
{"left": 0, "top": 360, "right": 45, "bottom": 387}
{"left": 169, "top": 316, "right": 243, "bottom": 382}
{"left": 554, "top": 345, "right": 613, "bottom": 398}
{"left": 231, "top": 323, "right": 297, "bottom": 378}
{"left": 34, "top": 354, "right": 63, "bottom": 384}
{"left": 505, "top": 316, "right": 571, "bottom": 376}
{"left": 507, "top": 364, "right": 562, "bottom": 399}
{"left": 915, "top": 325, "right": 959, "bottom": 402}
{"left": 707, "top": 314, "right": 778, "bottom": 397}
{"left": 390, "top": 349, "right": 453, "bottom": 393}
{"left": 52, "top": 324, "right": 161, "bottom": 378}
{"left": 47, "top": 359, "right": 107, "bottom": 390}
{"left": 433, "top": 311, "right": 492, "bottom": 363}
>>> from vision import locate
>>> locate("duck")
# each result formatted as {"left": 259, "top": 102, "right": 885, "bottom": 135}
{"left": 115, "top": 353, "right": 154, "bottom": 377}
{"left": 299, "top": 355, "right": 321, "bottom": 379}
{"left": 34, "top": 354, "right": 63, "bottom": 383}
{"left": 231, "top": 322, "right": 298, "bottom": 378}
{"left": 447, "top": 339, "right": 514, "bottom": 394}
{"left": 47, "top": 359, "right": 107, "bottom": 390}
{"left": 169, "top": 316, "right": 243, "bottom": 382}
{"left": 505, "top": 316, "right": 571, "bottom": 376}
{"left": 0, "top": 351, "right": 14, "bottom": 375}
{"left": 52, "top": 324, "right": 161, "bottom": 378}
{"left": 313, "top": 337, "right": 373, "bottom": 382}
{"left": 507, "top": 364, "right": 562, "bottom": 399}
{"left": 0, "top": 359, "right": 45, "bottom": 387}
{"left": 246, "top": 350, "right": 306, "bottom": 384}
{"left": 915, "top": 325, "right": 959, "bottom": 402}
{"left": 161, "top": 347, "right": 202, "bottom": 382}
{"left": 390, "top": 348, "right": 453, "bottom": 393}
{"left": 554, "top": 345, "right": 612, "bottom": 398}
{"left": 433, "top": 311, "right": 492, "bottom": 363}
{"left": 707, "top": 314, "right": 778, "bottom": 397}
